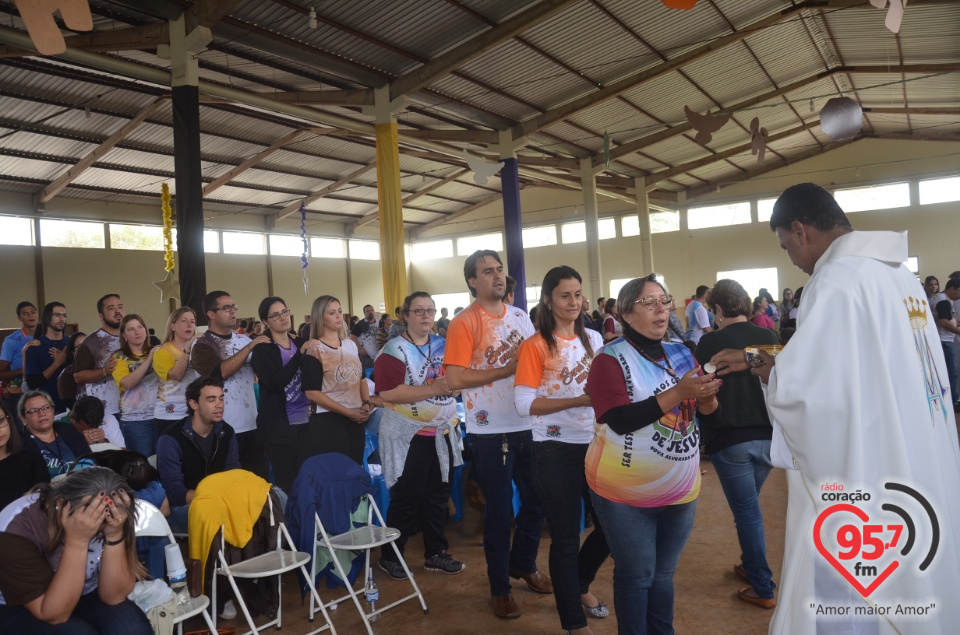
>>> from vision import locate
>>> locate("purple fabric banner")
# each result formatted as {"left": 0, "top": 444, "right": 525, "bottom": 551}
{"left": 501, "top": 157, "right": 527, "bottom": 311}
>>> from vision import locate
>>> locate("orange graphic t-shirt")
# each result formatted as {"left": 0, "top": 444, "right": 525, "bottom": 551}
{"left": 444, "top": 302, "right": 535, "bottom": 434}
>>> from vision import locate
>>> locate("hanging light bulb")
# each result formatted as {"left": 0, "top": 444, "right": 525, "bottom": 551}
{"left": 84, "top": 104, "right": 91, "bottom": 118}
{"left": 809, "top": 98, "right": 814, "bottom": 113}
{"left": 308, "top": 7, "right": 318, "bottom": 29}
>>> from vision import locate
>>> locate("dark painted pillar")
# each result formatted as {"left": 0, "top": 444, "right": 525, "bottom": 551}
{"left": 501, "top": 157, "right": 527, "bottom": 312}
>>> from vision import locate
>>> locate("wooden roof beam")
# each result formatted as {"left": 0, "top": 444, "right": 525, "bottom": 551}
{"left": 186, "top": 0, "right": 246, "bottom": 33}
{"left": 388, "top": 0, "right": 580, "bottom": 101}
{"left": 202, "top": 128, "right": 318, "bottom": 196}
{"left": 408, "top": 192, "right": 505, "bottom": 238}
{"left": 684, "top": 138, "right": 860, "bottom": 201}
{"left": 267, "top": 89, "right": 374, "bottom": 106}
{"left": 346, "top": 167, "right": 471, "bottom": 232}
{"left": 37, "top": 96, "right": 167, "bottom": 204}
{"left": 399, "top": 129, "right": 499, "bottom": 144}
{"left": 270, "top": 161, "right": 378, "bottom": 223}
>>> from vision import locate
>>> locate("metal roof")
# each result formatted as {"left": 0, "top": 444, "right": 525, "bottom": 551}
{"left": 0, "top": 0, "right": 954, "bottom": 233}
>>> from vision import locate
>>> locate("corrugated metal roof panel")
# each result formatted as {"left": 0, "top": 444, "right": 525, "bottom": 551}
{"left": 427, "top": 74, "right": 536, "bottom": 121}
{"left": 453, "top": 39, "right": 570, "bottom": 111}
{"left": 903, "top": 73, "right": 960, "bottom": 105}
{"left": 566, "top": 98, "right": 659, "bottom": 143}
{"left": 713, "top": 0, "right": 791, "bottom": 31}
{"left": 602, "top": 0, "right": 729, "bottom": 61}
{"left": 539, "top": 121, "right": 603, "bottom": 153}
{"left": 72, "top": 167, "right": 168, "bottom": 193}
{"left": 521, "top": 2, "right": 652, "bottom": 86}
{"left": 744, "top": 21, "right": 831, "bottom": 86}
{"left": 0, "top": 131, "right": 95, "bottom": 159}
{"left": 621, "top": 71, "right": 714, "bottom": 125}
{"left": 0, "top": 155, "right": 67, "bottom": 181}
{"left": 643, "top": 136, "right": 705, "bottom": 167}
{"left": 682, "top": 45, "right": 771, "bottom": 105}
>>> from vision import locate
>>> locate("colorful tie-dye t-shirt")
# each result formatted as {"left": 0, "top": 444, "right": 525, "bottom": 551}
{"left": 585, "top": 339, "right": 701, "bottom": 507}
{"left": 376, "top": 334, "right": 457, "bottom": 426}
{"left": 514, "top": 330, "right": 603, "bottom": 444}
{"left": 444, "top": 303, "right": 535, "bottom": 434}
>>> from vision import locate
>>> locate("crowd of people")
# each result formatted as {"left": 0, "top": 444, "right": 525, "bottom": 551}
{"left": 1, "top": 181, "right": 959, "bottom": 634}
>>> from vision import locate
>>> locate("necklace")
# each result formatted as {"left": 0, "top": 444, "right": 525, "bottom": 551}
{"left": 402, "top": 330, "right": 432, "bottom": 361}
{"left": 35, "top": 431, "right": 65, "bottom": 465}
{"left": 624, "top": 338, "right": 676, "bottom": 377}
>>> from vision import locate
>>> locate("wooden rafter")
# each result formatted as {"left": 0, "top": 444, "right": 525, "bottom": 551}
{"left": 408, "top": 192, "right": 506, "bottom": 238}
{"left": 37, "top": 97, "right": 167, "bottom": 204}
{"left": 202, "top": 128, "right": 316, "bottom": 196}
{"left": 270, "top": 161, "right": 377, "bottom": 223}
{"left": 186, "top": 0, "right": 246, "bottom": 33}
{"left": 346, "top": 168, "right": 471, "bottom": 232}
{"left": 388, "top": 0, "right": 579, "bottom": 101}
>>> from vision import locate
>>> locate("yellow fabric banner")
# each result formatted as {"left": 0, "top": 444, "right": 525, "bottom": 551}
{"left": 376, "top": 122, "right": 408, "bottom": 314}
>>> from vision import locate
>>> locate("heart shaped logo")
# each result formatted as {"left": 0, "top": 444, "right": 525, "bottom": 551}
{"left": 813, "top": 504, "right": 900, "bottom": 597}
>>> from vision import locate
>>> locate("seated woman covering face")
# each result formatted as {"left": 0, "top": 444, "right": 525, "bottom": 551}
{"left": 0, "top": 467, "right": 152, "bottom": 635}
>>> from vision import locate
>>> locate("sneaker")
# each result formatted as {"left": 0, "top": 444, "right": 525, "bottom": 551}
{"left": 219, "top": 599, "right": 237, "bottom": 620}
{"left": 378, "top": 557, "right": 409, "bottom": 580}
{"left": 424, "top": 551, "right": 465, "bottom": 575}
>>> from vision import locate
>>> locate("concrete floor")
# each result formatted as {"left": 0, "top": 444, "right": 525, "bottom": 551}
{"left": 183, "top": 460, "right": 787, "bottom": 634}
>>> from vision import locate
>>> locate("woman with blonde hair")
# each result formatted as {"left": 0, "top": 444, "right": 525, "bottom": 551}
{"left": 300, "top": 295, "right": 372, "bottom": 464}
{"left": 0, "top": 467, "right": 151, "bottom": 634}
{"left": 111, "top": 315, "right": 159, "bottom": 456}
{"left": 152, "top": 307, "right": 199, "bottom": 437}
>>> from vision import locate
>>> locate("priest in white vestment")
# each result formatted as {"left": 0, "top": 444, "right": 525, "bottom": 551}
{"left": 710, "top": 183, "right": 960, "bottom": 635}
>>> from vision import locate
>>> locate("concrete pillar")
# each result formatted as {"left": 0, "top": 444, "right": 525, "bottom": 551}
{"left": 580, "top": 158, "right": 603, "bottom": 305}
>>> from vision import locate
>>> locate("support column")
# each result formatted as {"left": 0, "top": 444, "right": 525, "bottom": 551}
{"left": 677, "top": 191, "right": 692, "bottom": 296}
{"left": 499, "top": 130, "right": 528, "bottom": 311}
{"left": 167, "top": 16, "right": 211, "bottom": 322}
{"left": 580, "top": 158, "right": 603, "bottom": 307}
{"left": 370, "top": 86, "right": 408, "bottom": 314}
{"left": 634, "top": 177, "right": 654, "bottom": 274}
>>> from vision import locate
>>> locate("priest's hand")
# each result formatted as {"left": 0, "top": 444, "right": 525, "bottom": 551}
{"left": 708, "top": 349, "right": 751, "bottom": 376}
{"left": 750, "top": 349, "right": 775, "bottom": 384}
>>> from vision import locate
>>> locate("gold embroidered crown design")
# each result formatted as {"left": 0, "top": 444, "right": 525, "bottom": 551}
{"left": 904, "top": 297, "right": 928, "bottom": 327}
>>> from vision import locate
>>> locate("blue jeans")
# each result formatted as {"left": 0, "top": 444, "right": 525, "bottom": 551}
{"left": 533, "top": 441, "right": 610, "bottom": 631}
{"left": 472, "top": 430, "right": 544, "bottom": 596}
{"left": 169, "top": 503, "right": 190, "bottom": 534}
{"left": 119, "top": 417, "right": 156, "bottom": 457}
{"left": 0, "top": 591, "right": 151, "bottom": 635}
{"left": 709, "top": 440, "right": 776, "bottom": 599}
{"left": 592, "top": 494, "right": 696, "bottom": 635}
{"left": 941, "top": 341, "right": 959, "bottom": 404}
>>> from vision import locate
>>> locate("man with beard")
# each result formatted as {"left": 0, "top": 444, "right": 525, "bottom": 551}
{"left": 24, "top": 302, "right": 69, "bottom": 412}
{"left": 0, "top": 301, "right": 37, "bottom": 424}
{"left": 73, "top": 294, "right": 125, "bottom": 417}
{"left": 350, "top": 304, "right": 379, "bottom": 368}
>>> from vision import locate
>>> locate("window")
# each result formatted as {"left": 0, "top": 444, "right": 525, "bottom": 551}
{"left": 411, "top": 239, "right": 453, "bottom": 261}
{"left": 269, "top": 234, "right": 307, "bottom": 257}
{"left": 919, "top": 176, "right": 960, "bottom": 205}
{"left": 204, "top": 230, "right": 220, "bottom": 253}
{"left": 621, "top": 215, "right": 639, "bottom": 237}
{"left": 0, "top": 216, "right": 33, "bottom": 246}
{"left": 833, "top": 183, "right": 909, "bottom": 213}
{"left": 650, "top": 210, "right": 679, "bottom": 233}
{"left": 348, "top": 240, "right": 380, "bottom": 260}
{"left": 39, "top": 219, "right": 104, "bottom": 248}
{"left": 432, "top": 292, "right": 471, "bottom": 316}
{"left": 222, "top": 231, "right": 265, "bottom": 255}
{"left": 609, "top": 278, "right": 632, "bottom": 301}
{"left": 525, "top": 285, "right": 542, "bottom": 304}
{"left": 310, "top": 237, "right": 345, "bottom": 259}
{"left": 687, "top": 202, "right": 751, "bottom": 230}
{"left": 522, "top": 225, "right": 557, "bottom": 248}
{"left": 109, "top": 223, "right": 171, "bottom": 251}
{"left": 560, "top": 218, "right": 617, "bottom": 244}
{"left": 457, "top": 232, "right": 503, "bottom": 256}
{"left": 757, "top": 198, "right": 777, "bottom": 223}
{"left": 905, "top": 257, "right": 919, "bottom": 274}
{"left": 716, "top": 267, "right": 779, "bottom": 301}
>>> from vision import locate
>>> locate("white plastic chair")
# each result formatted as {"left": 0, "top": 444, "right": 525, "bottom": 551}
{"left": 89, "top": 442, "right": 123, "bottom": 452}
{"left": 209, "top": 495, "right": 336, "bottom": 635}
{"left": 133, "top": 499, "right": 217, "bottom": 635}
{"left": 310, "top": 495, "right": 428, "bottom": 635}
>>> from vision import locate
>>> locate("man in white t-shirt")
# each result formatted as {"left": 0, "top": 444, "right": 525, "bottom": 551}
{"left": 444, "top": 250, "right": 551, "bottom": 620}
{"left": 684, "top": 285, "right": 713, "bottom": 344}
{"left": 350, "top": 304, "right": 379, "bottom": 366}
{"left": 190, "top": 290, "right": 270, "bottom": 479}
{"left": 73, "top": 294, "right": 125, "bottom": 415}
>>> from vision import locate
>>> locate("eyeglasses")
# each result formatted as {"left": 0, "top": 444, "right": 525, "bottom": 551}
{"left": 0, "top": 415, "right": 8, "bottom": 427}
{"left": 212, "top": 304, "right": 239, "bottom": 312}
{"left": 409, "top": 308, "right": 437, "bottom": 317}
{"left": 267, "top": 308, "right": 291, "bottom": 321}
{"left": 634, "top": 295, "right": 675, "bottom": 311}
{"left": 52, "top": 312, "right": 68, "bottom": 319}
{"left": 24, "top": 404, "right": 53, "bottom": 416}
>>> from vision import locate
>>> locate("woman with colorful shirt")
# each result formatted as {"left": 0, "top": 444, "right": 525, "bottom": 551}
{"left": 251, "top": 296, "right": 312, "bottom": 492}
{"left": 301, "top": 295, "right": 371, "bottom": 465}
{"left": 373, "top": 291, "right": 464, "bottom": 580}
{"left": 585, "top": 275, "right": 721, "bottom": 635}
{"left": 152, "top": 307, "right": 198, "bottom": 437}
{"left": 111, "top": 315, "right": 159, "bottom": 457}
{"left": 514, "top": 266, "right": 609, "bottom": 635}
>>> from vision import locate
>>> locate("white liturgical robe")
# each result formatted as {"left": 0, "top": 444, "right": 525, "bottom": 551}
{"left": 765, "top": 231, "right": 960, "bottom": 634}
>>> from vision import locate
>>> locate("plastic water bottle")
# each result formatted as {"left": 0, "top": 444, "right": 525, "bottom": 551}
{"left": 364, "top": 570, "right": 381, "bottom": 622}
{"left": 168, "top": 566, "right": 190, "bottom": 606}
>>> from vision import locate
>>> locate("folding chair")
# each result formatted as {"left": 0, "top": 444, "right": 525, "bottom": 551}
{"left": 209, "top": 495, "right": 336, "bottom": 635}
{"left": 133, "top": 499, "right": 217, "bottom": 635}
{"left": 309, "top": 492, "right": 427, "bottom": 635}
